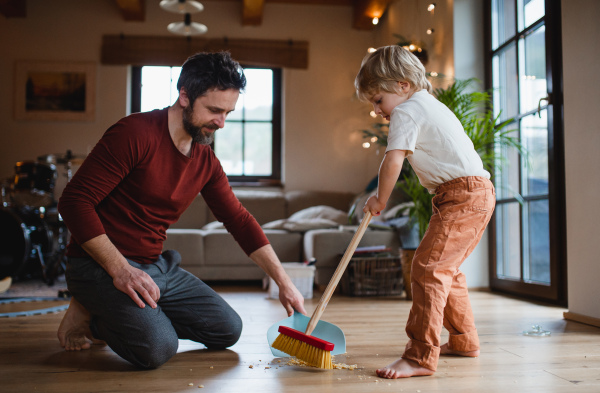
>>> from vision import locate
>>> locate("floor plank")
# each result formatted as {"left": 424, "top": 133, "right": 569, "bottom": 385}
{"left": 1, "top": 286, "right": 599, "bottom": 392}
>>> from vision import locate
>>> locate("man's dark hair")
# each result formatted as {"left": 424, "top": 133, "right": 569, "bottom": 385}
{"left": 177, "top": 51, "right": 246, "bottom": 105}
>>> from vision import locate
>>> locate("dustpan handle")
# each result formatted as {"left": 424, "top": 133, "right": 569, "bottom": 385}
{"left": 305, "top": 211, "right": 372, "bottom": 336}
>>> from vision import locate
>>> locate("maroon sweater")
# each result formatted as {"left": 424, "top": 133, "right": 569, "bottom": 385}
{"left": 58, "top": 108, "right": 269, "bottom": 264}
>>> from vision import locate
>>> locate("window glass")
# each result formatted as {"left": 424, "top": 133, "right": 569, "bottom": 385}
{"left": 496, "top": 202, "right": 522, "bottom": 279}
{"left": 492, "top": 0, "right": 516, "bottom": 49}
{"left": 518, "top": 0, "right": 545, "bottom": 30}
{"left": 492, "top": 43, "right": 519, "bottom": 121}
{"left": 521, "top": 111, "right": 548, "bottom": 196}
{"left": 524, "top": 199, "right": 550, "bottom": 283}
{"left": 215, "top": 122, "right": 243, "bottom": 175}
{"left": 244, "top": 123, "right": 272, "bottom": 175}
{"left": 518, "top": 26, "right": 547, "bottom": 114}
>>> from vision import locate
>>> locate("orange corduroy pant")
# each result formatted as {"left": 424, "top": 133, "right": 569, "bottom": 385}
{"left": 401, "top": 176, "right": 496, "bottom": 371}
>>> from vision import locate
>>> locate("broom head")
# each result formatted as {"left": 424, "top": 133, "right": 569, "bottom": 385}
{"left": 271, "top": 326, "right": 334, "bottom": 369}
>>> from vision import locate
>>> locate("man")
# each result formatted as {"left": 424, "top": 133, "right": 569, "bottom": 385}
{"left": 56, "top": 52, "right": 306, "bottom": 369}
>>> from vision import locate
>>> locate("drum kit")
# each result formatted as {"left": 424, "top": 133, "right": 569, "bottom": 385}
{"left": 0, "top": 151, "right": 85, "bottom": 285}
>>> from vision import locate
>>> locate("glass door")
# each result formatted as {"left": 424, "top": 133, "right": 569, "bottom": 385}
{"left": 486, "top": 0, "right": 566, "bottom": 304}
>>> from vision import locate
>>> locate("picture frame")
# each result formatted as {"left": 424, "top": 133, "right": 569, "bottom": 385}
{"left": 14, "top": 61, "right": 96, "bottom": 121}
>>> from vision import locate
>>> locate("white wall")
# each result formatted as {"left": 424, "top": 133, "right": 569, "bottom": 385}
{"left": 0, "top": 0, "right": 381, "bottom": 194}
{"left": 562, "top": 0, "right": 600, "bottom": 319}
{"left": 453, "top": 0, "right": 488, "bottom": 288}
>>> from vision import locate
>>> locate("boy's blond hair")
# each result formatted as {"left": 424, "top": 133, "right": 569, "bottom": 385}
{"left": 355, "top": 45, "right": 433, "bottom": 101}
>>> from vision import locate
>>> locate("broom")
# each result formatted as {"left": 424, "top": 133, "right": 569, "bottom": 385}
{"left": 271, "top": 211, "right": 373, "bottom": 369}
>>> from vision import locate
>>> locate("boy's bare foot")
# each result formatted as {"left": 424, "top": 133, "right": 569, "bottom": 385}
{"left": 376, "top": 358, "right": 435, "bottom": 379}
{"left": 440, "top": 343, "right": 480, "bottom": 357}
{"left": 57, "top": 298, "right": 102, "bottom": 351}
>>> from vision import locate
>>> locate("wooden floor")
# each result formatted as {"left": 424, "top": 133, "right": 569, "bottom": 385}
{"left": 1, "top": 285, "right": 599, "bottom": 393}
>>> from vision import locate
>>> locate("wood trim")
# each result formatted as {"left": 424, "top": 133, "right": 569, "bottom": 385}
{"left": 0, "top": 0, "right": 26, "bottom": 18}
{"left": 114, "top": 0, "right": 145, "bottom": 22}
{"left": 242, "top": 0, "right": 265, "bottom": 25}
{"left": 563, "top": 311, "right": 600, "bottom": 328}
{"left": 101, "top": 35, "right": 309, "bottom": 69}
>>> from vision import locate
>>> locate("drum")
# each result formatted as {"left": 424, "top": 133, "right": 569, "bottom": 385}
{"left": 0, "top": 207, "right": 65, "bottom": 280}
{"left": 12, "top": 161, "right": 57, "bottom": 207}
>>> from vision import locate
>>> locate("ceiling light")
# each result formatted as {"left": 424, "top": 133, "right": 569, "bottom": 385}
{"left": 160, "top": 0, "right": 204, "bottom": 14}
{"left": 168, "top": 13, "right": 207, "bottom": 36}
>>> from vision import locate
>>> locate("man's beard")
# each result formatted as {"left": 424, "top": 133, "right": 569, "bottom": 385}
{"left": 182, "top": 104, "right": 217, "bottom": 145}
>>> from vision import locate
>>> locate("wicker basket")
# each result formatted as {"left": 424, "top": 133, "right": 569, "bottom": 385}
{"left": 341, "top": 256, "right": 403, "bottom": 296}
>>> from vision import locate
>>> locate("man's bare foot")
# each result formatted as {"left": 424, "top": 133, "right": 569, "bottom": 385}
{"left": 57, "top": 298, "right": 102, "bottom": 351}
{"left": 440, "top": 343, "right": 480, "bottom": 357}
{"left": 376, "top": 358, "right": 435, "bottom": 379}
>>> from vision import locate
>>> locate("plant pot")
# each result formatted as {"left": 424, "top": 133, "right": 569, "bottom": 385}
{"left": 400, "top": 248, "right": 415, "bottom": 300}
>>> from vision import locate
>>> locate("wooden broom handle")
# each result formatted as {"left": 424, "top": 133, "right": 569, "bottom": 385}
{"left": 304, "top": 211, "right": 372, "bottom": 336}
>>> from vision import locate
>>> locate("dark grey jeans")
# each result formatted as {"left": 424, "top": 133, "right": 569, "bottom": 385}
{"left": 65, "top": 250, "right": 242, "bottom": 369}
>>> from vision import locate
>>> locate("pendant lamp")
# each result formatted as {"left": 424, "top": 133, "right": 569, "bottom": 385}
{"left": 160, "top": 0, "right": 204, "bottom": 14}
{"left": 167, "top": 13, "right": 207, "bottom": 36}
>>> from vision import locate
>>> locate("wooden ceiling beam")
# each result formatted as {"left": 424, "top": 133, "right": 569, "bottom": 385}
{"left": 114, "top": 0, "right": 145, "bottom": 21}
{"left": 352, "top": 0, "right": 391, "bottom": 30}
{"left": 242, "top": 0, "right": 265, "bottom": 25}
{"left": 0, "top": 0, "right": 26, "bottom": 18}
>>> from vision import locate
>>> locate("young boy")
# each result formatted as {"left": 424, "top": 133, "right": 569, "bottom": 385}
{"left": 355, "top": 45, "right": 496, "bottom": 378}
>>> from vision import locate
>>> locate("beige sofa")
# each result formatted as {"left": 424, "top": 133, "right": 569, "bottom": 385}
{"left": 163, "top": 189, "right": 401, "bottom": 287}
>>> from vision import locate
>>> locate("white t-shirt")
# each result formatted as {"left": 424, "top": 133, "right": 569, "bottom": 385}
{"left": 386, "top": 89, "right": 490, "bottom": 193}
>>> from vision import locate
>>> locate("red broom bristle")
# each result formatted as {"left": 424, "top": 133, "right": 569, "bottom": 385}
{"left": 277, "top": 326, "right": 335, "bottom": 351}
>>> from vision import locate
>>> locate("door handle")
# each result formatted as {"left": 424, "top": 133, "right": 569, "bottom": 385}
{"left": 538, "top": 95, "right": 551, "bottom": 118}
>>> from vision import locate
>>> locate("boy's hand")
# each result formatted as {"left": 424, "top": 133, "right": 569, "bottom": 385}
{"left": 363, "top": 195, "right": 386, "bottom": 216}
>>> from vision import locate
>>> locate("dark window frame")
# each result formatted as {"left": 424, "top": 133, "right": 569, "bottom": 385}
{"left": 484, "top": 0, "right": 567, "bottom": 306}
{"left": 130, "top": 65, "right": 282, "bottom": 187}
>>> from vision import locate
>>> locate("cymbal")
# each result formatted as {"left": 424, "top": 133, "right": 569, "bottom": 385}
{"left": 38, "top": 153, "right": 86, "bottom": 166}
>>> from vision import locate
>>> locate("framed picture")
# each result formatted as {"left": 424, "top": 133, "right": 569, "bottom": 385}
{"left": 14, "top": 61, "right": 96, "bottom": 121}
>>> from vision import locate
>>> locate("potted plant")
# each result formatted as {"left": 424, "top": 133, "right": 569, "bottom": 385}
{"left": 361, "top": 78, "right": 526, "bottom": 298}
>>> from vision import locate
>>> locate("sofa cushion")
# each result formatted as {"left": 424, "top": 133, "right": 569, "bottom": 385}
{"left": 285, "top": 190, "right": 356, "bottom": 216}
{"left": 227, "top": 190, "right": 287, "bottom": 225}
{"left": 203, "top": 229, "right": 303, "bottom": 266}
{"left": 288, "top": 205, "right": 348, "bottom": 224}
{"left": 262, "top": 218, "right": 340, "bottom": 232}
{"left": 163, "top": 229, "right": 205, "bottom": 267}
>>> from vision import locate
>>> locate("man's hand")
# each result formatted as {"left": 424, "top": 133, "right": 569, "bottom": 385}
{"left": 278, "top": 281, "right": 307, "bottom": 317}
{"left": 363, "top": 195, "right": 386, "bottom": 216}
{"left": 112, "top": 264, "right": 160, "bottom": 309}
{"left": 81, "top": 234, "right": 160, "bottom": 309}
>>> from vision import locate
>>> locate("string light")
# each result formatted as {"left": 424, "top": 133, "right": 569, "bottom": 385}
{"left": 426, "top": 28, "right": 434, "bottom": 35}
{"left": 370, "top": 137, "right": 378, "bottom": 143}
{"left": 430, "top": 71, "right": 438, "bottom": 77}
{"left": 427, "top": 3, "right": 436, "bottom": 12}
{"left": 368, "top": 47, "right": 377, "bottom": 53}
{"left": 372, "top": 16, "right": 379, "bottom": 25}
{"left": 362, "top": 142, "right": 371, "bottom": 149}
{"left": 370, "top": 110, "right": 377, "bottom": 117}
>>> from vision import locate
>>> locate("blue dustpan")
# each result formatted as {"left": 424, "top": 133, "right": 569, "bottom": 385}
{"left": 267, "top": 311, "right": 346, "bottom": 357}
{"left": 267, "top": 212, "right": 373, "bottom": 359}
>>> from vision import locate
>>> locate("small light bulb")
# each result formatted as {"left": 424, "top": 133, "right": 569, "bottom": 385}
{"left": 371, "top": 137, "right": 378, "bottom": 143}
{"left": 363, "top": 142, "right": 371, "bottom": 149}
{"left": 370, "top": 110, "right": 377, "bottom": 118}
{"left": 372, "top": 17, "right": 379, "bottom": 25}
{"left": 409, "top": 44, "right": 416, "bottom": 51}
{"left": 368, "top": 47, "right": 377, "bottom": 53}
{"left": 427, "top": 3, "right": 436, "bottom": 12}
{"left": 430, "top": 71, "right": 438, "bottom": 77}
{"left": 417, "top": 47, "right": 423, "bottom": 52}
{"left": 426, "top": 28, "right": 434, "bottom": 35}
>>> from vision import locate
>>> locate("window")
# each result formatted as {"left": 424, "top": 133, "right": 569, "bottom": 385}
{"left": 131, "top": 65, "right": 282, "bottom": 185}
{"left": 486, "top": 0, "right": 566, "bottom": 304}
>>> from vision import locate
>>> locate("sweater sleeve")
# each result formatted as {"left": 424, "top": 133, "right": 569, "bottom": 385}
{"left": 200, "top": 156, "right": 269, "bottom": 256}
{"left": 57, "top": 120, "right": 147, "bottom": 246}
